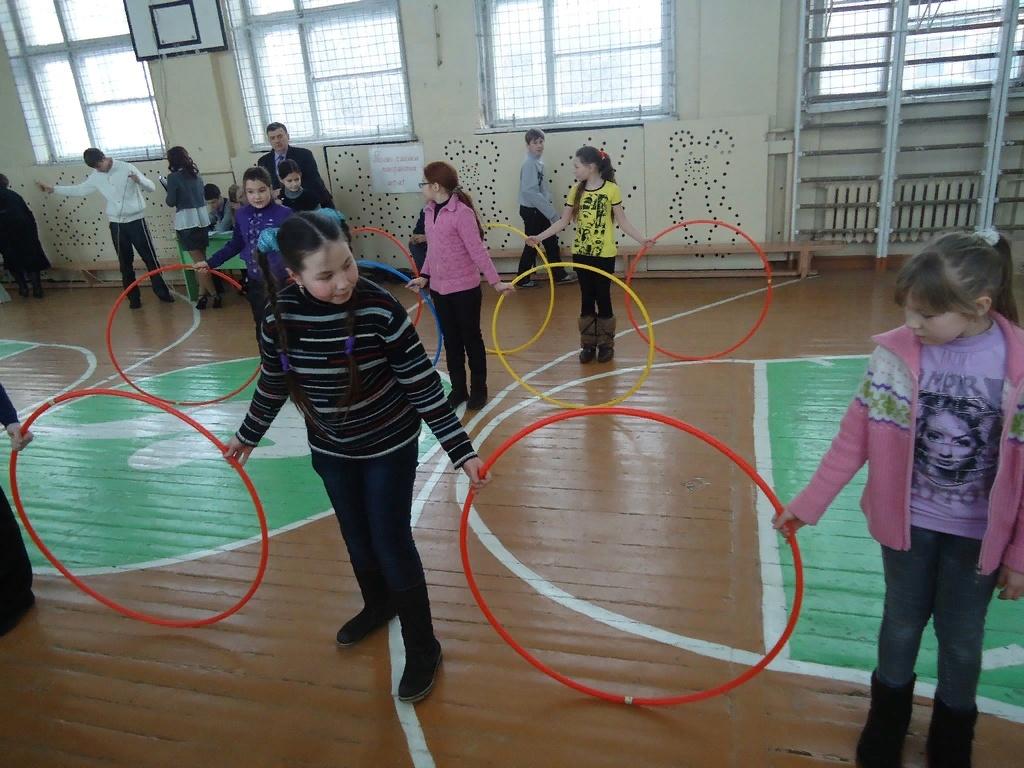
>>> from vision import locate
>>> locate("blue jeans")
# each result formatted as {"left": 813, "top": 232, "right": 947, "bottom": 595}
{"left": 877, "top": 526, "right": 999, "bottom": 710}
{"left": 311, "top": 440, "right": 425, "bottom": 592}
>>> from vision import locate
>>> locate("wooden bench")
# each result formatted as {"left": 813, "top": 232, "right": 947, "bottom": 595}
{"left": 490, "top": 240, "right": 844, "bottom": 279}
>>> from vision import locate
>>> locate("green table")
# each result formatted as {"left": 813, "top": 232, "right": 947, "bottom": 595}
{"left": 177, "top": 231, "right": 245, "bottom": 301}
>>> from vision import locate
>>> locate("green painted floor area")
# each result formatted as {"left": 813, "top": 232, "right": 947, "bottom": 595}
{"left": 767, "top": 358, "right": 1023, "bottom": 708}
{"left": 2, "top": 358, "right": 447, "bottom": 572}
{"left": 0, "top": 341, "right": 36, "bottom": 361}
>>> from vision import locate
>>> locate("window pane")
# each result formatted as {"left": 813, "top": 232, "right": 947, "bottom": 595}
{"left": 813, "top": 6, "right": 890, "bottom": 97}
{"left": 817, "top": 65, "right": 887, "bottom": 96}
{"left": 904, "top": 1, "right": 1002, "bottom": 90}
{"left": 314, "top": 71, "right": 409, "bottom": 136}
{"left": 31, "top": 54, "right": 90, "bottom": 160}
{"left": 553, "top": 0, "right": 663, "bottom": 56}
{"left": 60, "top": 0, "right": 130, "bottom": 41}
{"left": 490, "top": 0, "right": 547, "bottom": 121}
{"left": 301, "top": 0, "right": 362, "bottom": 9}
{"left": 554, "top": 47, "right": 662, "bottom": 117}
{"left": 77, "top": 48, "right": 152, "bottom": 103}
{"left": 12, "top": 0, "right": 63, "bottom": 46}
{"left": 247, "top": 0, "right": 295, "bottom": 15}
{"left": 307, "top": 10, "right": 403, "bottom": 78}
{"left": 10, "top": 57, "right": 51, "bottom": 162}
{"left": 89, "top": 100, "right": 162, "bottom": 154}
{"left": 253, "top": 24, "right": 314, "bottom": 137}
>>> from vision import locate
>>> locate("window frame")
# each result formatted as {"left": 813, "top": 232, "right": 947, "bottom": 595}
{"left": 2, "top": 0, "right": 164, "bottom": 165}
{"left": 226, "top": 0, "right": 415, "bottom": 149}
{"left": 475, "top": 0, "right": 676, "bottom": 130}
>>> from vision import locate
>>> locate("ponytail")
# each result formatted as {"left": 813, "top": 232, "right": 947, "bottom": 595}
{"left": 992, "top": 234, "right": 1019, "bottom": 323}
{"left": 570, "top": 145, "right": 616, "bottom": 221}
{"left": 454, "top": 186, "right": 486, "bottom": 239}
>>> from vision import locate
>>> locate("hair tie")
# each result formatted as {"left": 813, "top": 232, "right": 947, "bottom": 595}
{"left": 975, "top": 227, "right": 1000, "bottom": 247}
{"left": 598, "top": 149, "right": 608, "bottom": 160}
{"left": 279, "top": 352, "right": 291, "bottom": 372}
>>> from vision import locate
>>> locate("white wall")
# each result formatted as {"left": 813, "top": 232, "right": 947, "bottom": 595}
{"left": 0, "top": 0, "right": 795, "bottom": 275}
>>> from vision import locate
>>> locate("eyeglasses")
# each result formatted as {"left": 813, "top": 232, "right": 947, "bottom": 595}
{"left": 418, "top": 181, "right": 430, "bottom": 188}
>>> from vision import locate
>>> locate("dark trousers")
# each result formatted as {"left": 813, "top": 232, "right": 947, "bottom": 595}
{"left": 574, "top": 254, "right": 614, "bottom": 318}
{"left": 109, "top": 219, "right": 171, "bottom": 304}
{"left": 245, "top": 279, "right": 268, "bottom": 354}
{"left": 0, "top": 485, "right": 33, "bottom": 616}
{"left": 518, "top": 206, "right": 567, "bottom": 281}
{"left": 311, "top": 441, "right": 425, "bottom": 592}
{"left": 878, "top": 526, "right": 999, "bottom": 710}
{"left": 431, "top": 286, "right": 487, "bottom": 390}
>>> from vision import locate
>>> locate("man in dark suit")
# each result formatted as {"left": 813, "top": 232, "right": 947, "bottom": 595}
{"left": 258, "top": 122, "right": 334, "bottom": 208}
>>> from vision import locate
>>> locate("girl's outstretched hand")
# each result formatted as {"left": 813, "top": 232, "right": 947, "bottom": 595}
{"left": 461, "top": 457, "right": 490, "bottom": 492}
{"left": 997, "top": 565, "right": 1024, "bottom": 601}
{"left": 406, "top": 276, "right": 428, "bottom": 294}
{"left": 223, "top": 435, "right": 255, "bottom": 466}
{"left": 525, "top": 236, "right": 540, "bottom": 247}
{"left": 772, "top": 507, "right": 805, "bottom": 534}
{"left": 193, "top": 260, "right": 211, "bottom": 274}
{"left": 494, "top": 281, "right": 515, "bottom": 295}
{"left": 5, "top": 423, "right": 33, "bottom": 452}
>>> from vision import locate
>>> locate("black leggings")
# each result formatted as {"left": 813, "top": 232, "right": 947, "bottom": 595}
{"left": 574, "top": 254, "right": 614, "bottom": 318}
{"left": 431, "top": 286, "right": 486, "bottom": 387}
{"left": 0, "top": 485, "right": 33, "bottom": 615}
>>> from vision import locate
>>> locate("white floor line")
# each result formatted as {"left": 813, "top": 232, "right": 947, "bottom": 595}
{"left": 0, "top": 340, "right": 100, "bottom": 418}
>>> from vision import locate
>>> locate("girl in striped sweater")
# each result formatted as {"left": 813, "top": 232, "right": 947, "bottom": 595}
{"left": 774, "top": 231, "right": 1024, "bottom": 768}
{"left": 223, "top": 209, "right": 490, "bottom": 703}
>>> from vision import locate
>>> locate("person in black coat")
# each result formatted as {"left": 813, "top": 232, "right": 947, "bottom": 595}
{"left": 258, "top": 122, "right": 334, "bottom": 208}
{"left": 0, "top": 174, "right": 51, "bottom": 299}
{"left": 0, "top": 381, "right": 35, "bottom": 636}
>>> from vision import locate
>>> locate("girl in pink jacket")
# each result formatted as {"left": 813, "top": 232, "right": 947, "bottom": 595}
{"left": 775, "top": 231, "right": 1024, "bottom": 768}
{"left": 407, "top": 162, "right": 513, "bottom": 411}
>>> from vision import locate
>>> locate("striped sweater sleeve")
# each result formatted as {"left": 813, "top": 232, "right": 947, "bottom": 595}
{"left": 236, "top": 315, "right": 291, "bottom": 446}
{"left": 380, "top": 304, "right": 478, "bottom": 468}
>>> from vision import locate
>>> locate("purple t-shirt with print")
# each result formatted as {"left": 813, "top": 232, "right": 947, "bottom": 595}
{"left": 910, "top": 321, "right": 1006, "bottom": 539}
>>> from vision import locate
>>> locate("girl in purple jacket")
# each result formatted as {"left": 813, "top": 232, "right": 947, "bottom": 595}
{"left": 775, "top": 231, "right": 1024, "bottom": 768}
{"left": 407, "top": 162, "right": 513, "bottom": 411}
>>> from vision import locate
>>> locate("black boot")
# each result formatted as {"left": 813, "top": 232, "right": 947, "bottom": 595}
{"left": 578, "top": 315, "right": 597, "bottom": 363}
{"left": 856, "top": 671, "right": 916, "bottom": 768}
{"left": 29, "top": 272, "right": 43, "bottom": 299}
{"left": 926, "top": 697, "right": 977, "bottom": 768}
{"left": 12, "top": 271, "right": 28, "bottom": 298}
{"left": 467, "top": 376, "right": 487, "bottom": 411}
{"left": 447, "top": 371, "right": 468, "bottom": 411}
{"left": 335, "top": 569, "right": 396, "bottom": 646}
{"left": 394, "top": 582, "right": 442, "bottom": 703}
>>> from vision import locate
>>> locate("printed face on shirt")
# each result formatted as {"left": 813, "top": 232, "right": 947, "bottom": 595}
{"left": 573, "top": 156, "right": 598, "bottom": 183}
{"left": 267, "top": 128, "right": 289, "bottom": 153}
{"left": 528, "top": 137, "right": 545, "bottom": 157}
{"left": 245, "top": 179, "right": 273, "bottom": 209}
{"left": 902, "top": 297, "right": 990, "bottom": 345}
{"left": 290, "top": 239, "right": 359, "bottom": 305}
{"left": 281, "top": 171, "right": 303, "bottom": 193}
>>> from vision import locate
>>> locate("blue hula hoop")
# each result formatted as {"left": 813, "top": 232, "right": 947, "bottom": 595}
{"left": 356, "top": 260, "right": 444, "bottom": 368}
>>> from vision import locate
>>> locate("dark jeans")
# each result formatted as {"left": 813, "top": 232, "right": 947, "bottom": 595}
{"left": 431, "top": 286, "right": 486, "bottom": 389}
{"left": 109, "top": 218, "right": 171, "bottom": 303}
{"left": 0, "top": 485, "right": 33, "bottom": 615}
{"left": 311, "top": 440, "right": 424, "bottom": 592}
{"left": 246, "top": 279, "right": 267, "bottom": 353}
{"left": 518, "top": 206, "right": 567, "bottom": 281}
{"left": 574, "top": 254, "right": 614, "bottom": 318}
{"left": 877, "top": 526, "right": 999, "bottom": 710}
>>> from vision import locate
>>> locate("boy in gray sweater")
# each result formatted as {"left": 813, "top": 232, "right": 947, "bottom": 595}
{"left": 517, "top": 129, "right": 575, "bottom": 286}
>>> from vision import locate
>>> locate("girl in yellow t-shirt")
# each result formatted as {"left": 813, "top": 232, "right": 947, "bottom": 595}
{"left": 528, "top": 146, "right": 652, "bottom": 363}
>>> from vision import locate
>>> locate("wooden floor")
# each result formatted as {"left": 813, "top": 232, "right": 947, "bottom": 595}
{"left": 0, "top": 270, "right": 1021, "bottom": 767}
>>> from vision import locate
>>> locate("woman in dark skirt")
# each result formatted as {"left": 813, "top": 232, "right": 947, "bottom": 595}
{"left": 0, "top": 174, "right": 51, "bottom": 299}
{"left": 0, "top": 381, "right": 35, "bottom": 636}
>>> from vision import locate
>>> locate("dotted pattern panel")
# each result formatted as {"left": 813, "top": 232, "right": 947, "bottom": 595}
{"left": 29, "top": 163, "right": 236, "bottom": 271}
{"left": 644, "top": 115, "right": 769, "bottom": 267}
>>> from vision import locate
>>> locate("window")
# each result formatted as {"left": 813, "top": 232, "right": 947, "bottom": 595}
{"left": 225, "top": 0, "right": 413, "bottom": 146}
{"left": 0, "top": 0, "right": 164, "bottom": 164}
{"left": 477, "top": 0, "right": 675, "bottom": 127}
{"left": 807, "top": 0, "right": 1021, "bottom": 104}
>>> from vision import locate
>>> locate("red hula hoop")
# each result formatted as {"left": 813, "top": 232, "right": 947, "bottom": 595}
{"left": 106, "top": 263, "right": 260, "bottom": 407}
{"left": 460, "top": 406, "right": 803, "bottom": 706}
{"left": 351, "top": 226, "right": 424, "bottom": 326}
{"left": 9, "top": 388, "right": 270, "bottom": 628}
{"left": 624, "top": 220, "right": 773, "bottom": 361}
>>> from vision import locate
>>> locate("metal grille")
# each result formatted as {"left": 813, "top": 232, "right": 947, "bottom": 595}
{"left": 477, "top": 0, "right": 675, "bottom": 127}
{"left": 0, "top": 0, "right": 164, "bottom": 164}
{"left": 225, "top": 0, "right": 413, "bottom": 147}
{"left": 808, "top": 0, "right": 1019, "bottom": 103}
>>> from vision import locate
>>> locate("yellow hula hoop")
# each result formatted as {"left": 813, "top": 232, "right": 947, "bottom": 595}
{"left": 491, "top": 261, "right": 656, "bottom": 409}
{"left": 484, "top": 222, "right": 555, "bottom": 356}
